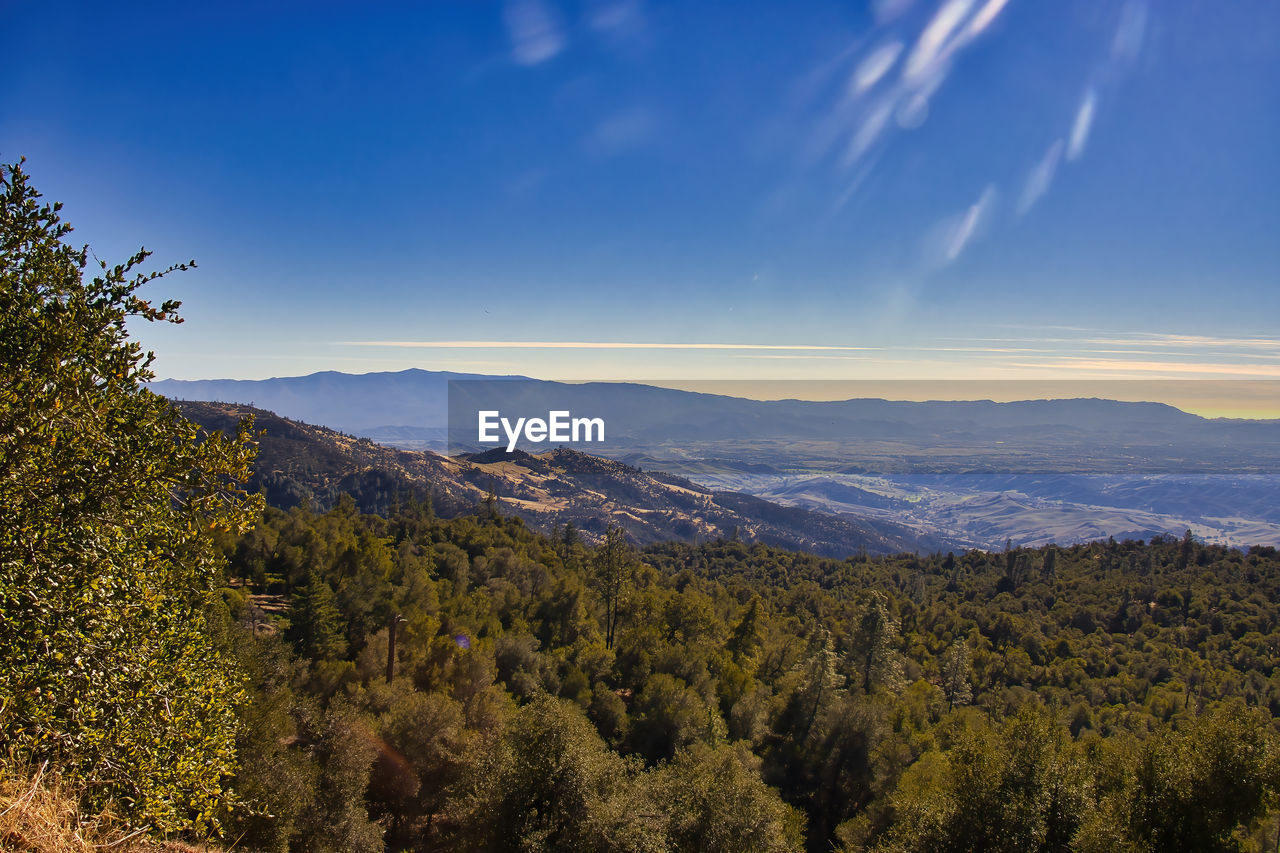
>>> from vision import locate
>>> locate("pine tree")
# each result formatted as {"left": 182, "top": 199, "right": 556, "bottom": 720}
{"left": 941, "top": 640, "right": 973, "bottom": 709}
{"left": 290, "top": 568, "right": 348, "bottom": 660}
{"left": 592, "top": 525, "right": 634, "bottom": 650}
{"left": 728, "top": 597, "right": 765, "bottom": 666}
{"left": 852, "top": 592, "right": 904, "bottom": 694}
{"left": 793, "top": 628, "right": 842, "bottom": 742}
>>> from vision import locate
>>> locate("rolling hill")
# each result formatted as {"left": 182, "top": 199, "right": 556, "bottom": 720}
{"left": 177, "top": 401, "right": 943, "bottom": 557}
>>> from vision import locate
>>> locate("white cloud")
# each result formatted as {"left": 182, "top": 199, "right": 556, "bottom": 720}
{"left": 1031, "top": 359, "right": 1280, "bottom": 378}
{"left": 851, "top": 41, "right": 904, "bottom": 95}
{"left": 905, "top": 0, "right": 975, "bottom": 82}
{"left": 584, "top": 107, "right": 657, "bottom": 155}
{"left": 1112, "top": 0, "right": 1148, "bottom": 61}
{"left": 1067, "top": 90, "right": 1096, "bottom": 161}
{"left": 1018, "top": 139, "right": 1063, "bottom": 214}
{"left": 1086, "top": 334, "right": 1280, "bottom": 352}
{"left": 843, "top": 101, "right": 894, "bottom": 165}
{"left": 964, "top": 0, "right": 1012, "bottom": 40}
{"left": 589, "top": 0, "right": 645, "bottom": 36}
{"left": 340, "top": 341, "right": 876, "bottom": 351}
{"left": 588, "top": 0, "right": 648, "bottom": 54}
{"left": 504, "top": 0, "right": 566, "bottom": 65}
{"left": 945, "top": 184, "right": 997, "bottom": 261}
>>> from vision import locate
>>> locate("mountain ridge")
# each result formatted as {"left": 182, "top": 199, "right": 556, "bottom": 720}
{"left": 152, "top": 368, "right": 1263, "bottom": 437}
{"left": 158, "top": 370, "right": 1280, "bottom": 548}
{"left": 176, "top": 400, "right": 945, "bottom": 557}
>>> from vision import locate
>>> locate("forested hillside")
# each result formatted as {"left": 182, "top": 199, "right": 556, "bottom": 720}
{"left": 177, "top": 400, "right": 941, "bottom": 556}
{"left": 216, "top": 498, "right": 1280, "bottom": 851}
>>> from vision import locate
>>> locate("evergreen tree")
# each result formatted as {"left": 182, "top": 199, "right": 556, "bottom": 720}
{"left": 853, "top": 592, "right": 904, "bottom": 694}
{"left": 591, "top": 525, "right": 634, "bottom": 650}
{"left": 290, "top": 568, "right": 348, "bottom": 660}
{"left": 792, "top": 628, "right": 843, "bottom": 743}
{"left": 1176, "top": 529, "right": 1195, "bottom": 574}
{"left": 728, "top": 596, "right": 765, "bottom": 666}
{"left": 940, "top": 640, "right": 973, "bottom": 709}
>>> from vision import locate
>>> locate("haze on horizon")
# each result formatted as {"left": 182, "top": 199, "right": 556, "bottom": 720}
{"left": 2, "top": 2, "right": 1277, "bottom": 394}
{"left": 155, "top": 369, "right": 1280, "bottom": 421}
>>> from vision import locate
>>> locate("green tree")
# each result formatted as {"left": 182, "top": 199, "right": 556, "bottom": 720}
{"left": 468, "top": 693, "right": 664, "bottom": 852}
{"left": 1175, "top": 529, "right": 1195, "bottom": 574}
{"left": 940, "top": 640, "right": 973, "bottom": 709}
{"left": 368, "top": 685, "right": 471, "bottom": 846}
{"left": 651, "top": 742, "right": 805, "bottom": 852}
{"left": 0, "top": 160, "right": 261, "bottom": 832}
{"left": 791, "top": 628, "right": 843, "bottom": 743}
{"left": 853, "top": 592, "right": 904, "bottom": 694}
{"left": 592, "top": 525, "right": 634, "bottom": 650}
{"left": 289, "top": 567, "right": 349, "bottom": 660}
{"left": 224, "top": 630, "right": 317, "bottom": 853}
{"left": 881, "top": 706, "right": 1088, "bottom": 852}
{"left": 727, "top": 596, "right": 765, "bottom": 666}
{"left": 1079, "top": 704, "right": 1280, "bottom": 852}
{"left": 628, "top": 672, "right": 721, "bottom": 762}
{"left": 299, "top": 699, "right": 384, "bottom": 853}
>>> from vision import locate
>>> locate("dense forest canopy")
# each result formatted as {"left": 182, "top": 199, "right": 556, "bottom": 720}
{"left": 216, "top": 497, "right": 1280, "bottom": 851}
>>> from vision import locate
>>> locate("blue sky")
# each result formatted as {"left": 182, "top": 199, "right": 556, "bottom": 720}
{"left": 2, "top": 0, "right": 1278, "bottom": 390}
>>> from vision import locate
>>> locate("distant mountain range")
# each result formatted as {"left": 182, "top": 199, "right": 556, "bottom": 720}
{"left": 153, "top": 369, "right": 1280, "bottom": 471}
{"left": 178, "top": 401, "right": 943, "bottom": 557}
{"left": 156, "top": 370, "right": 1280, "bottom": 548}
{"left": 155, "top": 369, "right": 488, "bottom": 440}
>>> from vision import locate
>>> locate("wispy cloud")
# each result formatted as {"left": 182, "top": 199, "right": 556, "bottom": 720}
{"left": 333, "top": 335, "right": 1280, "bottom": 382}
{"left": 1066, "top": 89, "right": 1096, "bottom": 161}
{"left": 584, "top": 107, "right": 657, "bottom": 155}
{"left": 504, "top": 0, "right": 566, "bottom": 65}
{"left": 1112, "top": 0, "right": 1149, "bottom": 61}
{"left": 843, "top": 101, "right": 894, "bottom": 165}
{"left": 731, "top": 354, "right": 877, "bottom": 360}
{"left": 1084, "top": 334, "right": 1280, "bottom": 351}
{"left": 588, "top": 0, "right": 648, "bottom": 50}
{"left": 947, "top": 190, "right": 989, "bottom": 259}
{"left": 873, "top": 0, "right": 916, "bottom": 24}
{"left": 926, "top": 184, "right": 997, "bottom": 264}
{"left": 799, "top": 0, "right": 1017, "bottom": 178}
{"left": 907, "top": 331, "right": 1280, "bottom": 370}
{"left": 780, "top": 0, "right": 1158, "bottom": 267}
{"left": 1027, "top": 359, "right": 1280, "bottom": 378}
{"left": 948, "top": 331, "right": 1280, "bottom": 355}
{"left": 1019, "top": 139, "right": 1063, "bottom": 214}
{"left": 913, "top": 346, "right": 1046, "bottom": 353}
{"left": 964, "top": 0, "right": 1013, "bottom": 40}
{"left": 904, "top": 0, "right": 973, "bottom": 81}
{"left": 1073, "top": 349, "right": 1280, "bottom": 360}
{"left": 851, "top": 41, "right": 904, "bottom": 95}
{"left": 340, "top": 341, "right": 876, "bottom": 351}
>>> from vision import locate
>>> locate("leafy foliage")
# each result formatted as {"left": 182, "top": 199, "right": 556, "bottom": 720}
{"left": 218, "top": 495, "right": 1280, "bottom": 851}
{"left": 0, "top": 160, "right": 261, "bottom": 832}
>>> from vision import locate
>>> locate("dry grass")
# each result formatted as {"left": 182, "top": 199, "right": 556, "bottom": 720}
{"left": 0, "top": 764, "right": 219, "bottom": 853}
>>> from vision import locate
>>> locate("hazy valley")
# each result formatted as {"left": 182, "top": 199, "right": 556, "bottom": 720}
{"left": 158, "top": 371, "right": 1280, "bottom": 550}
{"left": 180, "top": 401, "right": 942, "bottom": 557}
